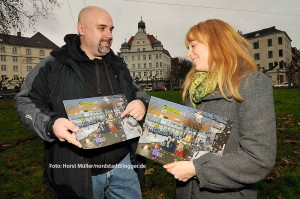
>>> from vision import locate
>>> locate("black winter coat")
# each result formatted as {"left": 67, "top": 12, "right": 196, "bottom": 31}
{"left": 15, "top": 34, "right": 149, "bottom": 198}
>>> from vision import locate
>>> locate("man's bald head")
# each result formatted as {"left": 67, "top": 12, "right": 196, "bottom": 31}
{"left": 78, "top": 6, "right": 111, "bottom": 24}
{"left": 77, "top": 6, "right": 114, "bottom": 59}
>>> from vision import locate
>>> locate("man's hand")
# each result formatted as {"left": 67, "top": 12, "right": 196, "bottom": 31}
{"left": 120, "top": 99, "right": 146, "bottom": 121}
{"left": 52, "top": 118, "right": 83, "bottom": 148}
{"left": 163, "top": 161, "right": 196, "bottom": 182}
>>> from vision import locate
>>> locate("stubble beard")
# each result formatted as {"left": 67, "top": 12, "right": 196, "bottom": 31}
{"left": 98, "top": 39, "right": 112, "bottom": 56}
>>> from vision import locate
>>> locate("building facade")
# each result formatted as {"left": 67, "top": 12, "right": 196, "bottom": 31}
{"left": 118, "top": 18, "right": 172, "bottom": 89}
{"left": 0, "top": 32, "right": 58, "bottom": 89}
{"left": 243, "top": 26, "right": 295, "bottom": 85}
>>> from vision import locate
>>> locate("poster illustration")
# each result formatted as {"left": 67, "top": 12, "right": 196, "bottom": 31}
{"left": 63, "top": 95, "right": 142, "bottom": 149}
{"left": 136, "top": 97, "right": 232, "bottom": 164}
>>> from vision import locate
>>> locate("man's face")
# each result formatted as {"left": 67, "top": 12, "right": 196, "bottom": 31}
{"left": 78, "top": 10, "right": 114, "bottom": 59}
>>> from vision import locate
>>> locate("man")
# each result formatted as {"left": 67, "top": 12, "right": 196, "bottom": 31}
{"left": 15, "top": 6, "right": 149, "bottom": 199}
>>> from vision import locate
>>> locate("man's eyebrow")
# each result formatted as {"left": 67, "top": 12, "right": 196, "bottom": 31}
{"left": 98, "top": 24, "right": 115, "bottom": 30}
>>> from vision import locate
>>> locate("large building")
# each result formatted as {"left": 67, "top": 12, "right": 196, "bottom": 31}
{"left": 243, "top": 26, "right": 296, "bottom": 85}
{"left": 118, "top": 18, "right": 172, "bottom": 89}
{"left": 0, "top": 32, "right": 58, "bottom": 89}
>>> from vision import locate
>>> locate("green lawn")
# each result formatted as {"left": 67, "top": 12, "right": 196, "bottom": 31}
{"left": 0, "top": 89, "right": 299, "bottom": 199}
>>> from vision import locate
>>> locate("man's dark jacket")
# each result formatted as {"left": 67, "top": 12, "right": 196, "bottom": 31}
{"left": 15, "top": 34, "right": 149, "bottom": 198}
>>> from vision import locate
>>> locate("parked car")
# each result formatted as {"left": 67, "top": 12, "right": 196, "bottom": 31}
{"left": 273, "top": 82, "right": 294, "bottom": 88}
{"left": 143, "top": 86, "right": 152, "bottom": 91}
{"left": 152, "top": 86, "right": 167, "bottom": 91}
{"left": 172, "top": 86, "right": 181, "bottom": 91}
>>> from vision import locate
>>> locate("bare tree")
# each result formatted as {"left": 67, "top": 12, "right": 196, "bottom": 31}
{"left": 170, "top": 57, "right": 193, "bottom": 89}
{"left": 259, "top": 61, "right": 278, "bottom": 74}
{"left": 0, "top": 0, "right": 60, "bottom": 34}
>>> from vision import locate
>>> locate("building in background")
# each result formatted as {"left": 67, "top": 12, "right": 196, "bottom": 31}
{"left": 118, "top": 18, "right": 172, "bottom": 89}
{"left": 243, "top": 26, "right": 299, "bottom": 86}
{"left": 0, "top": 32, "right": 58, "bottom": 90}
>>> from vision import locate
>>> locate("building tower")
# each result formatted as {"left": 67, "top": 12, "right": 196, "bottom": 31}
{"left": 118, "top": 17, "right": 172, "bottom": 89}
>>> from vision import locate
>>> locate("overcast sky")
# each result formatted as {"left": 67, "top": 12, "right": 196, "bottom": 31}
{"left": 20, "top": 0, "right": 300, "bottom": 58}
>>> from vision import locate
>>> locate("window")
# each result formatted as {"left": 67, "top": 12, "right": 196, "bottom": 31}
{"left": 26, "top": 48, "right": 31, "bottom": 55}
{"left": 13, "top": 75, "right": 19, "bottom": 80}
{"left": 132, "top": 64, "right": 135, "bottom": 68}
{"left": 133, "top": 72, "right": 135, "bottom": 77}
{"left": 40, "top": 50, "right": 45, "bottom": 56}
{"left": 160, "top": 71, "right": 163, "bottom": 76}
{"left": 149, "top": 63, "right": 152, "bottom": 68}
{"left": 132, "top": 56, "right": 135, "bottom": 61}
{"left": 143, "top": 55, "right": 146, "bottom": 60}
{"left": 267, "top": 39, "right": 272, "bottom": 47}
{"left": 279, "top": 49, "right": 283, "bottom": 57}
{"left": 143, "top": 48, "right": 145, "bottom": 51}
{"left": 279, "top": 61, "right": 284, "bottom": 69}
{"left": 253, "top": 41, "right": 259, "bottom": 49}
{"left": 268, "top": 51, "right": 273, "bottom": 58}
{"left": 149, "top": 55, "right": 152, "bottom": 60}
{"left": 138, "top": 72, "right": 141, "bottom": 77}
{"left": 159, "top": 54, "right": 162, "bottom": 59}
{"left": 138, "top": 63, "right": 140, "bottom": 68}
{"left": 268, "top": 63, "right": 274, "bottom": 69}
{"left": 13, "top": 65, "right": 18, "bottom": 72}
{"left": 1, "top": 65, "right": 6, "bottom": 71}
{"left": 26, "top": 57, "right": 32, "bottom": 63}
{"left": 1, "top": 55, "right": 6, "bottom": 61}
{"left": 144, "top": 72, "right": 147, "bottom": 76}
{"left": 278, "top": 37, "right": 282, "bottom": 45}
{"left": 12, "top": 47, "right": 17, "bottom": 54}
{"left": 144, "top": 63, "right": 146, "bottom": 68}
{"left": 27, "top": 66, "right": 32, "bottom": 72}
{"left": 254, "top": 53, "right": 260, "bottom": 60}
{"left": 155, "top": 54, "right": 158, "bottom": 59}
{"left": 0, "top": 45, "right": 5, "bottom": 52}
{"left": 137, "top": 55, "right": 140, "bottom": 61}
{"left": 160, "top": 62, "right": 162, "bottom": 67}
{"left": 137, "top": 48, "right": 140, "bottom": 52}
{"left": 13, "top": 56, "right": 18, "bottom": 62}
{"left": 156, "top": 62, "right": 158, "bottom": 67}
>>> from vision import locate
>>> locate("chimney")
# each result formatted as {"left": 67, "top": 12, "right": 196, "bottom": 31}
{"left": 17, "top": 32, "right": 21, "bottom": 37}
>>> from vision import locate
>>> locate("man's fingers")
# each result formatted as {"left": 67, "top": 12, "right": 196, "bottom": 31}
{"left": 64, "top": 120, "right": 80, "bottom": 132}
{"left": 163, "top": 162, "right": 176, "bottom": 169}
{"left": 120, "top": 109, "right": 129, "bottom": 118}
{"left": 64, "top": 132, "right": 82, "bottom": 148}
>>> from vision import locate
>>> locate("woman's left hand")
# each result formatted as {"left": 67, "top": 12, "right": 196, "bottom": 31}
{"left": 163, "top": 161, "right": 196, "bottom": 182}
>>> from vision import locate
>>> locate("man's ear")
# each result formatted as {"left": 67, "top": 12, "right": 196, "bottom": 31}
{"left": 77, "top": 22, "right": 84, "bottom": 35}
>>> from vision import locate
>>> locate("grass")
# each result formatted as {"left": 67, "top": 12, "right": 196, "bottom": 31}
{"left": 0, "top": 89, "right": 300, "bottom": 199}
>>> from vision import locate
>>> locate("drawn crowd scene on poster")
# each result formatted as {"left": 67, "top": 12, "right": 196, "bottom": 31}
{"left": 136, "top": 97, "right": 232, "bottom": 164}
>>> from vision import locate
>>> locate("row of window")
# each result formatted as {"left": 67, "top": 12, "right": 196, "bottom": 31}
{"left": 254, "top": 49, "right": 284, "bottom": 60}
{"left": 123, "top": 53, "right": 163, "bottom": 61}
{"left": 0, "top": 55, "right": 43, "bottom": 63}
{"left": 132, "top": 62, "right": 165, "bottom": 69}
{"left": 257, "top": 61, "right": 286, "bottom": 70}
{"left": 0, "top": 45, "right": 45, "bottom": 56}
{"left": 253, "top": 37, "right": 283, "bottom": 49}
{"left": 131, "top": 70, "right": 163, "bottom": 78}
{"left": 1, "top": 65, "right": 32, "bottom": 72}
{"left": 1, "top": 74, "right": 22, "bottom": 80}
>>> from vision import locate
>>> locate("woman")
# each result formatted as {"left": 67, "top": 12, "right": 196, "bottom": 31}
{"left": 164, "top": 19, "right": 276, "bottom": 198}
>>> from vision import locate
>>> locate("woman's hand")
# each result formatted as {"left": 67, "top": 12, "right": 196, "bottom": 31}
{"left": 163, "top": 161, "right": 196, "bottom": 182}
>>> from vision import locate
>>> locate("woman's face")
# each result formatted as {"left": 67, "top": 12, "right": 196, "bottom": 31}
{"left": 187, "top": 40, "right": 209, "bottom": 72}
